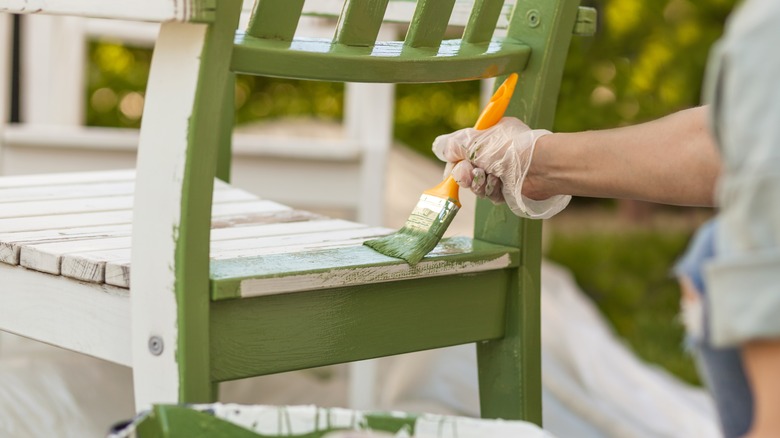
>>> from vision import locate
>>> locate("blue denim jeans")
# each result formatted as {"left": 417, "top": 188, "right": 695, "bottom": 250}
{"left": 675, "top": 220, "right": 753, "bottom": 438}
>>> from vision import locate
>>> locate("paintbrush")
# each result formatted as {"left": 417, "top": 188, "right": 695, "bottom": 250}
{"left": 364, "top": 73, "right": 518, "bottom": 264}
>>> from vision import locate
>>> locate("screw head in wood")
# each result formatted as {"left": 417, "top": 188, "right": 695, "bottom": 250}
{"left": 148, "top": 336, "right": 164, "bottom": 356}
{"left": 527, "top": 9, "right": 541, "bottom": 28}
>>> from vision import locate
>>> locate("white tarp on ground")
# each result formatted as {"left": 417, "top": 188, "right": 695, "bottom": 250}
{"left": 0, "top": 145, "right": 718, "bottom": 437}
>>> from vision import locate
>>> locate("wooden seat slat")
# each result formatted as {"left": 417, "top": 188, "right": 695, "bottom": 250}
{"left": 18, "top": 219, "right": 366, "bottom": 279}
{"left": 211, "top": 237, "right": 519, "bottom": 300}
{"left": 64, "top": 225, "right": 391, "bottom": 287}
{"left": 0, "top": 179, "right": 232, "bottom": 204}
{"left": 0, "top": 187, "right": 254, "bottom": 219}
{"left": 0, "top": 181, "right": 136, "bottom": 203}
{"left": 0, "top": 200, "right": 289, "bottom": 234}
{"left": 0, "top": 169, "right": 136, "bottom": 189}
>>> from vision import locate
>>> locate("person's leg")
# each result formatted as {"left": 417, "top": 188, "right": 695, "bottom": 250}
{"left": 676, "top": 221, "right": 753, "bottom": 437}
{"left": 742, "top": 340, "right": 780, "bottom": 438}
{"left": 680, "top": 279, "right": 753, "bottom": 438}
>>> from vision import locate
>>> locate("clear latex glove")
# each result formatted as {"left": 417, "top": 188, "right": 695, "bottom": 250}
{"left": 432, "top": 117, "right": 571, "bottom": 219}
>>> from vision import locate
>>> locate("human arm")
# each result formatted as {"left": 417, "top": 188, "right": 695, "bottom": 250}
{"left": 433, "top": 105, "right": 722, "bottom": 217}
{"left": 524, "top": 106, "right": 720, "bottom": 206}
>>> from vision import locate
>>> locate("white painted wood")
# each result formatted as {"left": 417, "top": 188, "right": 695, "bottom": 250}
{"left": 4, "top": 124, "right": 362, "bottom": 161}
{"left": 0, "top": 180, "right": 136, "bottom": 202}
{"left": 24, "top": 219, "right": 356, "bottom": 280}
{"left": 0, "top": 224, "right": 131, "bottom": 265}
{"left": 0, "top": 209, "right": 134, "bottom": 233}
{"left": 0, "top": 185, "right": 260, "bottom": 264}
{"left": 239, "top": 254, "right": 514, "bottom": 297}
{"left": 64, "top": 249, "right": 133, "bottom": 283}
{"left": 0, "top": 12, "right": 10, "bottom": 174}
{"left": 5, "top": 124, "right": 139, "bottom": 151}
{"left": 346, "top": 82, "right": 394, "bottom": 226}
{"left": 130, "top": 20, "right": 208, "bottom": 410}
{"left": 0, "top": 188, "right": 256, "bottom": 218}
{"left": 0, "top": 0, "right": 207, "bottom": 23}
{"left": 63, "top": 221, "right": 380, "bottom": 287}
{"left": 349, "top": 359, "right": 379, "bottom": 410}
{"left": 104, "top": 237, "right": 383, "bottom": 288}
{"left": 209, "top": 218, "right": 354, "bottom": 241}
{"left": 0, "top": 262, "right": 131, "bottom": 366}
{"left": 84, "top": 18, "right": 160, "bottom": 44}
{"left": 210, "top": 226, "right": 389, "bottom": 256}
{"left": 0, "top": 199, "right": 288, "bottom": 234}
{"left": 1, "top": 210, "right": 324, "bottom": 265}
{"left": 20, "top": 235, "right": 131, "bottom": 274}
{"left": 0, "top": 168, "right": 135, "bottom": 188}
{"left": 2, "top": 195, "right": 135, "bottom": 218}
{"left": 21, "top": 15, "right": 85, "bottom": 126}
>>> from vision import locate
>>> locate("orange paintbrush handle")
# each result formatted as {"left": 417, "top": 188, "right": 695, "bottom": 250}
{"left": 424, "top": 73, "right": 519, "bottom": 205}
{"left": 474, "top": 72, "right": 518, "bottom": 130}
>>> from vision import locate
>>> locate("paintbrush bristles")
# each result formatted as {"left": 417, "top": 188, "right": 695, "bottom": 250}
{"left": 364, "top": 227, "right": 443, "bottom": 265}
{"left": 364, "top": 194, "right": 459, "bottom": 265}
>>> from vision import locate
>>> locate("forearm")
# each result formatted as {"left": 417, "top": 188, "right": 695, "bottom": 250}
{"left": 525, "top": 106, "right": 721, "bottom": 206}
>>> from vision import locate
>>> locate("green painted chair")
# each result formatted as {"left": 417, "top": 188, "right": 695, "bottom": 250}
{"left": 0, "top": 0, "right": 594, "bottom": 425}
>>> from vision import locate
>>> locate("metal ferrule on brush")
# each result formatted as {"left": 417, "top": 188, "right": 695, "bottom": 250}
{"left": 403, "top": 194, "right": 460, "bottom": 236}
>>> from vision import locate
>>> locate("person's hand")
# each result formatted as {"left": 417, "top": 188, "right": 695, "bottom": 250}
{"left": 432, "top": 117, "right": 570, "bottom": 219}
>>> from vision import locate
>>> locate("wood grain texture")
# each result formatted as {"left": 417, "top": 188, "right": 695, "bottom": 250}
{"left": 0, "top": 263, "right": 130, "bottom": 366}
{"left": 129, "top": 19, "right": 212, "bottom": 408}
{"left": 209, "top": 270, "right": 509, "bottom": 381}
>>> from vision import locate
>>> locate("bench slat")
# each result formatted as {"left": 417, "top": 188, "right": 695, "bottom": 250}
{"left": 463, "top": 0, "right": 505, "bottom": 43}
{"left": 0, "top": 189, "right": 255, "bottom": 219}
{"left": 246, "top": 0, "right": 305, "bottom": 41}
{"left": 67, "top": 225, "right": 390, "bottom": 286}
{"left": 24, "top": 219, "right": 362, "bottom": 278}
{"left": 404, "top": 0, "right": 457, "bottom": 49}
{"left": 0, "top": 169, "right": 135, "bottom": 189}
{"left": 211, "top": 237, "right": 519, "bottom": 300}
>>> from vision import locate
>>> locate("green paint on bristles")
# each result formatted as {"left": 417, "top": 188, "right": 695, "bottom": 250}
{"left": 364, "top": 226, "right": 444, "bottom": 265}
{"left": 364, "top": 193, "right": 460, "bottom": 265}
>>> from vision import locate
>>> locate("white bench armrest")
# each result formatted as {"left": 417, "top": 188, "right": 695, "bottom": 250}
{"left": 0, "top": 0, "right": 214, "bottom": 23}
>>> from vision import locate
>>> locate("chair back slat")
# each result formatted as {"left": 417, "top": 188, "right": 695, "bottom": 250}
{"left": 462, "top": 0, "right": 505, "bottom": 44}
{"left": 334, "top": 0, "right": 391, "bottom": 47}
{"left": 246, "top": 0, "right": 305, "bottom": 41}
{"left": 404, "top": 0, "right": 457, "bottom": 49}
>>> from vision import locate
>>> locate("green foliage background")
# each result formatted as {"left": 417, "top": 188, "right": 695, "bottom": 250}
{"left": 85, "top": 0, "right": 737, "bottom": 384}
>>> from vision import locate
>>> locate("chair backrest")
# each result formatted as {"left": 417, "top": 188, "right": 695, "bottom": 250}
{"left": 234, "top": 0, "right": 530, "bottom": 83}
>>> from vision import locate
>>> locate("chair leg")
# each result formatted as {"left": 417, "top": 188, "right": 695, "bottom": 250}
{"left": 476, "top": 268, "right": 543, "bottom": 425}
{"left": 348, "top": 359, "right": 378, "bottom": 409}
{"left": 473, "top": 211, "right": 543, "bottom": 424}
{"left": 215, "top": 72, "right": 235, "bottom": 183}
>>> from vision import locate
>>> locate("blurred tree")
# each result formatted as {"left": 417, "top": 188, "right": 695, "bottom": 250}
{"left": 557, "top": 0, "right": 737, "bottom": 132}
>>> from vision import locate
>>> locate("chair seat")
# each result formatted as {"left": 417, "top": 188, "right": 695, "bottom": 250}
{"left": 0, "top": 169, "right": 519, "bottom": 301}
